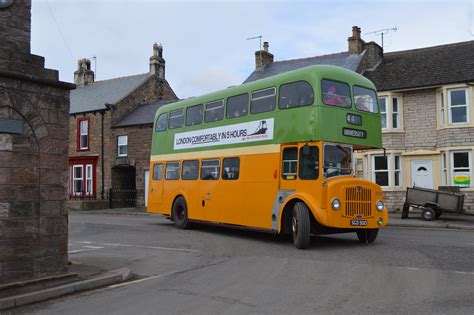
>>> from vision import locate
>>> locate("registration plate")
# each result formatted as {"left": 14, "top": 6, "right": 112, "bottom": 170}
{"left": 350, "top": 220, "right": 367, "bottom": 226}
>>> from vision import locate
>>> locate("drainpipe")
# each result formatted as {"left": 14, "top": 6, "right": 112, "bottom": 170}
{"left": 100, "top": 110, "right": 105, "bottom": 200}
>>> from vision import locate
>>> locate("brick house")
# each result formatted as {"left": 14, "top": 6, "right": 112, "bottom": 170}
{"left": 244, "top": 26, "right": 474, "bottom": 212}
{"left": 68, "top": 44, "right": 177, "bottom": 210}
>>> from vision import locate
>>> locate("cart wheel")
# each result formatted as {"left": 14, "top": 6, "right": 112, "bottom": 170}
{"left": 421, "top": 207, "right": 436, "bottom": 221}
{"left": 435, "top": 210, "right": 442, "bottom": 219}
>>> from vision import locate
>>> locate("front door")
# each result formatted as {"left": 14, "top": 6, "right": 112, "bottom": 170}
{"left": 144, "top": 170, "right": 149, "bottom": 209}
{"left": 411, "top": 160, "right": 433, "bottom": 188}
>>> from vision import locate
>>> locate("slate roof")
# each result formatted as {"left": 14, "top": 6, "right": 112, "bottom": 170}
{"left": 243, "top": 52, "right": 364, "bottom": 83}
{"left": 364, "top": 41, "right": 474, "bottom": 91}
{"left": 112, "top": 100, "right": 177, "bottom": 127}
{"left": 70, "top": 73, "right": 150, "bottom": 114}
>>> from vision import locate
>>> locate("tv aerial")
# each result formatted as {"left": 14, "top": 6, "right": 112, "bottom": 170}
{"left": 365, "top": 27, "right": 397, "bottom": 49}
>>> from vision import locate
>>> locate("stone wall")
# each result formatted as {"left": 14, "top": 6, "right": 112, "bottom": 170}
{"left": 0, "top": 58, "right": 72, "bottom": 284}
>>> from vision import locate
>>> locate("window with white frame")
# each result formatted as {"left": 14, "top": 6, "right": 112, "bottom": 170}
{"left": 79, "top": 119, "right": 89, "bottom": 150}
{"left": 72, "top": 165, "right": 83, "bottom": 195}
{"left": 117, "top": 135, "right": 128, "bottom": 157}
{"left": 373, "top": 156, "right": 389, "bottom": 187}
{"left": 394, "top": 155, "right": 401, "bottom": 187}
{"left": 85, "top": 164, "right": 93, "bottom": 195}
{"left": 378, "top": 96, "right": 401, "bottom": 130}
{"left": 448, "top": 89, "right": 469, "bottom": 124}
{"left": 372, "top": 154, "right": 402, "bottom": 188}
{"left": 438, "top": 92, "right": 445, "bottom": 127}
{"left": 379, "top": 97, "right": 387, "bottom": 128}
{"left": 451, "top": 151, "right": 471, "bottom": 187}
{"left": 392, "top": 97, "right": 400, "bottom": 129}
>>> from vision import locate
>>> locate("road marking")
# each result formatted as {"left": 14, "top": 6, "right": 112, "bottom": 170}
{"left": 68, "top": 248, "right": 102, "bottom": 254}
{"left": 395, "top": 266, "right": 474, "bottom": 275}
{"left": 72, "top": 241, "right": 200, "bottom": 253}
{"left": 84, "top": 245, "right": 104, "bottom": 249}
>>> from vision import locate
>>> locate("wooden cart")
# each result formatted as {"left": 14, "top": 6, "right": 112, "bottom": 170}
{"left": 402, "top": 186, "right": 465, "bottom": 221}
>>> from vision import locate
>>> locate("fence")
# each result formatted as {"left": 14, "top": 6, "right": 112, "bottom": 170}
{"left": 108, "top": 188, "right": 137, "bottom": 208}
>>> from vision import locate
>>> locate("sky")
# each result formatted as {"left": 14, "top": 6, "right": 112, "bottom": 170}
{"left": 31, "top": 0, "right": 474, "bottom": 99}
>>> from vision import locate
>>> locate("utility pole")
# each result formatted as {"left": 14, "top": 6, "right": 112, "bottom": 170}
{"left": 365, "top": 27, "right": 397, "bottom": 49}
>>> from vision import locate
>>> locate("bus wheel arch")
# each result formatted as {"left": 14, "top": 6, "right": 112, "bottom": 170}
{"left": 279, "top": 196, "right": 322, "bottom": 235}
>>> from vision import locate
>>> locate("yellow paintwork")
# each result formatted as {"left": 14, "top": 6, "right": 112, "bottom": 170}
{"left": 148, "top": 141, "right": 388, "bottom": 233}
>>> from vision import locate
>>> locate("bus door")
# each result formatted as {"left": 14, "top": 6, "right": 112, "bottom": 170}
{"left": 148, "top": 162, "right": 164, "bottom": 212}
{"left": 280, "top": 146, "right": 299, "bottom": 191}
{"left": 218, "top": 157, "right": 243, "bottom": 225}
{"left": 199, "top": 159, "right": 221, "bottom": 222}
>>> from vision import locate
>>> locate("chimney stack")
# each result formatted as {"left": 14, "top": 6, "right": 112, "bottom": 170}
{"left": 255, "top": 41, "right": 274, "bottom": 69}
{"left": 347, "top": 26, "right": 365, "bottom": 54}
{"left": 74, "top": 58, "right": 95, "bottom": 86}
{"left": 150, "top": 42, "right": 165, "bottom": 79}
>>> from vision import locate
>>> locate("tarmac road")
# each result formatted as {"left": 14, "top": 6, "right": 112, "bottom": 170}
{"left": 11, "top": 212, "right": 474, "bottom": 314}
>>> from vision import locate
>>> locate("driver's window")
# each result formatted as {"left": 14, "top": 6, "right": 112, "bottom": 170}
{"left": 299, "top": 146, "right": 319, "bottom": 180}
{"left": 282, "top": 147, "right": 298, "bottom": 180}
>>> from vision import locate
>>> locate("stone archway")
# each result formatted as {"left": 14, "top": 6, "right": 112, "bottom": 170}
{"left": 110, "top": 165, "right": 137, "bottom": 208}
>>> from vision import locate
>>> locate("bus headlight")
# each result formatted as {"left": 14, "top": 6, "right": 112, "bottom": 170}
{"left": 331, "top": 198, "right": 341, "bottom": 210}
{"left": 376, "top": 200, "right": 384, "bottom": 211}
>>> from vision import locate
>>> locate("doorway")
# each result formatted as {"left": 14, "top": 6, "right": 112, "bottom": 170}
{"left": 411, "top": 160, "right": 433, "bottom": 189}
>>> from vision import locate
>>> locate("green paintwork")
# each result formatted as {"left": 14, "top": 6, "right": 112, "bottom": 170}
{"left": 151, "top": 65, "right": 382, "bottom": 155}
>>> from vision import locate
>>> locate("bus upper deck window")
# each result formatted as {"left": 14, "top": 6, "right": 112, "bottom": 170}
{"left": 282, "top": 147, "right": 298, "bottom": 180}
{"left": 227, "top": 94, "right": 249, "bottom": 119}
{"left": 321, "top": 80, "right": 351, "bottom": 108}
{"left": 353, "top": 86, "right": 378, "bottom": 113}
{"left": 279, "top": 81, "right": 314, "bottom": 109}
{"left": 169, "top": 109, "right": 184, "bottom": 129}
{"left": 251, "top": 87, "right": 276, "bottom": 114}
{"left": 186, "top": 104, "right": 203, "bottom": 126}
{"left": 155, "top": 113, "right": 167, "bottom": 132}
{"left": 205, "top": 100, "right": 224, "bottom": 123}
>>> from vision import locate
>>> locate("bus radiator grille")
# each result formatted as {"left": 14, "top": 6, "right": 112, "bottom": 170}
{"left": 344, "top": 187, "right": 372, "bottom": 218}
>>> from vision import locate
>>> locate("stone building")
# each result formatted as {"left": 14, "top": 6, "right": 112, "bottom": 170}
{"left": 68, "top": 44, "right": 177, "bottom": 210}
{"left": 0, "top": 0, "right": 74, "bottom": 283}
{"left": 244, "top": 26, "right": 474, "bottom": 212}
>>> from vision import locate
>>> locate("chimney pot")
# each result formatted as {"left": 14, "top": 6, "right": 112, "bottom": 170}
{"left": 150, "top": 42, "right": 165, "bottom": 78}
{"left": 263, "top": 41, "right": 269, "bottom": 52}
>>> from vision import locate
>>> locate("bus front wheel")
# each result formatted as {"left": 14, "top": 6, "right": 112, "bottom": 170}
{"left": 356, "top": 229, "right": 378, "bottom": 243}
{"left": 292, "top": 202, "right": 311, "bottom": 249}
{"left": 172, "top": 196, "right": 191, "bottom": 229}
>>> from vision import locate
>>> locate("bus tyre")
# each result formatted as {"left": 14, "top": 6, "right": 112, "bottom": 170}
{"left": 292, "top": 202, "right": 311, "bottom": 249}
{"left": 172, "top": 197, "right": 191, "bottom": 229}
{"left": 356, "top": 229, "right": 378, "bottom": 243}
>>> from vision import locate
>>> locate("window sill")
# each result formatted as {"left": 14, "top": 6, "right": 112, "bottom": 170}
{"left": 382, "top": 129, "right": 404, "bottom": 134}
{"left": 76, "top": 148, "right": 90, "bottom": 152}
{"left": 437, "top": 124, "right": 473, "bottom": 130}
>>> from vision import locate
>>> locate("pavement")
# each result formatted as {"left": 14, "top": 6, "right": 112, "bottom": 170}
{"left": 0, "top": 208, "right": 474, "bottom": 310}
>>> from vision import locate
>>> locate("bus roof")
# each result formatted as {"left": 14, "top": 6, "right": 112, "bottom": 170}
{"left": 154, "top": 65, "right": 376, "bottom": 117}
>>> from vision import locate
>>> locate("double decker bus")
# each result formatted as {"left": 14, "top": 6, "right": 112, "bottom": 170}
{"left": 147, "top": 65, "right": 387, "bottom": 249}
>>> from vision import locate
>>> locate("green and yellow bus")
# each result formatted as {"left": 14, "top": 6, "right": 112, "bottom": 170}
{"left": 147, "top": 65, "right": 387, "bottom": 249}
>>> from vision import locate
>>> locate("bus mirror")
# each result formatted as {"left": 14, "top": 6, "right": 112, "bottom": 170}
{"left": 302, "top": 144, "right": 310, "bottom": 155}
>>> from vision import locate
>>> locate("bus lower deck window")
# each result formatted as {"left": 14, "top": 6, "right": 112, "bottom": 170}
{"left": 182, "top": 160, "right": 199, "bottom": 180}
{"left": 299, "top": 146, "right": 319, "bottom": 180}
{"left": 153, "top": 163, "right": 164, "bottom": 180}
{"left": 282, "top": 147, "right": 298, "bottom": 180}
{"left": 201, "top": 159, "right": 220, "bottom": 180}
{"left": 165, "top": 161, "right": 180, "bottom": 180}
{"left": 222, "top": 157, "right": 240, "bottom": 180}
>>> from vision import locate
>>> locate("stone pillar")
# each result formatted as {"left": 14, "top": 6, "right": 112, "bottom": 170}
{"left": 0, "top": 0, "right": 75, "bottom": 284}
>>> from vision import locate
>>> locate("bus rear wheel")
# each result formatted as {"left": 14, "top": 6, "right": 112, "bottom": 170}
{"left": 292, "top": 202, "right": 311, "bottom": 249}
{"left": 172, "top": 196, "right": 191, "bottom": 229}
{"left": 356, "top": 229, "right": 378, "bottom": 243}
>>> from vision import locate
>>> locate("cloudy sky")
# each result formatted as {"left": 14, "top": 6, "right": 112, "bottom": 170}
{"left": 31, "top": 0, "right": 473, "bottom": 98}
